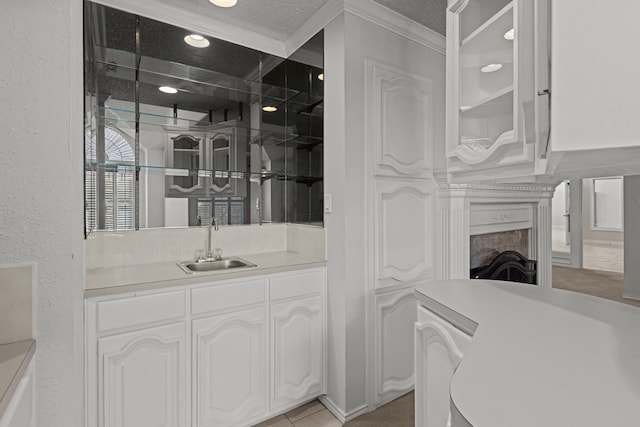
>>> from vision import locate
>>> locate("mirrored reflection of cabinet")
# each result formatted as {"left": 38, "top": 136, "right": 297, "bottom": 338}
{"left": 165, "top": 124, "right": 246, "bottom": 199}
{"left": 447, "top": 0, "right": 549, "bottom": 176}
{"left": 166, "top": 133, "right": 205, "bottom": 196}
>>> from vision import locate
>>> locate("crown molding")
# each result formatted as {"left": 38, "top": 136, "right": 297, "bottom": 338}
{"left": 344, "top": 0, "right": 446, "bottom": 55}
{"left": 92, "top": 0, "right": 287, "bottom": 57}
{"left": 283, "top": 0, "right": 344, "bottom": 57}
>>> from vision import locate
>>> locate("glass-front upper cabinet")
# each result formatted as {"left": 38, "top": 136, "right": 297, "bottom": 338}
{"left": 446, "top": 0, "right": 550, "bottom": 178}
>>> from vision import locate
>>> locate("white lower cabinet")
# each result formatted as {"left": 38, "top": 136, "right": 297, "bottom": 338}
{"left": 192, "top": 308, "right": 267, "bottom": 426}
{"left": 98, "top": 322, "right": 188, "bottom": 427}
{"left": 414, "top": 305, "right": 471, "bottom": 427}
{"left": 270, "top": 296, "right": 324, "bottom": 412}
{"left": 86, "top": 267, "right": 325, "bottom": 427}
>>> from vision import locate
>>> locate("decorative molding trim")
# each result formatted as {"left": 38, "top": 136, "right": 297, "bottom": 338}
{"left": 92, "top": 0, "right": 287, "bottom": 57}
{"left": 318, "top": 396, "right": 369, "bottom": 423}
{"left": 283, "top": 0, "right": 344, "bottom": 57}
{"left": 345, "top": 0, "right": 446, "bottom": 54}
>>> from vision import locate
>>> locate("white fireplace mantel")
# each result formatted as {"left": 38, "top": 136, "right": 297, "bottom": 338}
{"left": 436, "top": 183, "right": 556, "bottom": 287}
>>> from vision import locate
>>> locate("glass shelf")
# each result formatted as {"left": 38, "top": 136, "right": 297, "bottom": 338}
{"left": 460, "top": 85, "right": 513, "bottom": 116}
{"left": 92, "top": 107, "right": 314, "bottom": 145}
{"left": 85, "top": 161, "right": 314, "bottom": 184}
{"left": 461, "top": 2, "right": 513, "bottom": 53}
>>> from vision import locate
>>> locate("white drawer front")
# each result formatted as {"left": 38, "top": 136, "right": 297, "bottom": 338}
{"left": 97, "top": 291, "right": 186, "bottom": 333}
{"left": 191, "top": 279, "right": 266, "bottom": 315}
{"left": 270, "top": 269, "right": 323, "bottom": 301}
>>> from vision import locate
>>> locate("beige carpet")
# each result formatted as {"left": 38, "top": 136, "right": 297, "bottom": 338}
{"left": 344, "top": 392, "right": 414, "bottom": 426}
{"left": 553, "top": 265, "right": 640, "bottom": 308}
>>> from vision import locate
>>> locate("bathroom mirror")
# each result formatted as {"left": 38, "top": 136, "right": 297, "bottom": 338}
{"left": 83, "top": 1, "right": 323, "bottom": 235}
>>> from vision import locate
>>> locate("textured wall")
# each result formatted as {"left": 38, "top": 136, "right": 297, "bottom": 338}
{"left": 470, "top": 229, "right": 529, "bottom": 269}
{"left": 0, "top": 0, "right": 85, "bottom": 425}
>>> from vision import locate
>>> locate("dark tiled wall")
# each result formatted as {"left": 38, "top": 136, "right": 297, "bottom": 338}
{"left": 470, "top": 229, "right": 529, "bottom": 269}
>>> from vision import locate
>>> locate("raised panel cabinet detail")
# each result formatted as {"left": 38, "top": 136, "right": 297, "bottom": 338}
{"left": 366, "top": 60, "right": 433, "bottom": 177}
{"left": 374, "top": 288, "right": 417, "bottom": 405}
{"left": 192, "top": 308, "right": 267, "bottom": 426}
{"left": 270, "top": 296, "right": 323, "bottom": 411}
{"left": 98, "top": 322, "right": 187, "bottom": 427}
{"left": 374, "top": 179, "right": 433, "bottom": 288}
{"left": 414, "top": 305, "right": 471, "bottom": 427}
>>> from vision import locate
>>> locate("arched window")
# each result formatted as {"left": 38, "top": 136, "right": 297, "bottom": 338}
{"left": 85, "top": 127, "right": 135, "bottom": 162}
{"left": 85, "top": 127, "right": 135, "bottom": 231}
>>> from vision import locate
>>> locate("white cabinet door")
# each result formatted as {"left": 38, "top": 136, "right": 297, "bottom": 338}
{"left": 192, "top": 307, "right": 267, "bottom": 427}
{"left": 415, "top": 305, "right": 471, "bottom": 427}
{"left": 270, "top": 296, "right": 323, "bottom": 411}
{"left": 98, "top": 322, "right": 188, "bottom": 427}
{"left": 374, "top": 288, "right": 417, "bottom": 405}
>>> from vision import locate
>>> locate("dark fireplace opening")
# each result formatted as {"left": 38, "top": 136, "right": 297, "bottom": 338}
{"left": 470, "top": 250, "right": 537, "bottom": 285}
{"left": 469, "top": 229, "right": 536, "bottom": 285}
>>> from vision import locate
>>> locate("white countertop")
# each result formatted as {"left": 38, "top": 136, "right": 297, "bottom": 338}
{"left": 86, "top": 251, "right": 326, "bottom": 297}
{"left": 415, "top": 280, "right": 640, "bottom": 427}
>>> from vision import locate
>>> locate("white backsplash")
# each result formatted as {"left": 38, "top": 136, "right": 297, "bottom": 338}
{"left": 286, "top": 224, "right": 327, "bottom": 260}
{"left": 86, "top": 223, "right": 326, "bottom": 269}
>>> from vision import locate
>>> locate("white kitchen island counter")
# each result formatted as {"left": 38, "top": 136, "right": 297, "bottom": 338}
{"left": 415, "top": 279, "right": 640, "bottom": 427}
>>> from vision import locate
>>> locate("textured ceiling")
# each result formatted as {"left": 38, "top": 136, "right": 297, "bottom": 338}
{"left": 155, "top": 0, "right": 331, "bottom": 41}
{"left": 373, "top": 0, "right": 447, "bottom": 35}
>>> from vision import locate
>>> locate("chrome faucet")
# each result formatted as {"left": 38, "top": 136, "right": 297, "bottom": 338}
{"left": 206, "top": 217, "right": 220, "bottom": 260}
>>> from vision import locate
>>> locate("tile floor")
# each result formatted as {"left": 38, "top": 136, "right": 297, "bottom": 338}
{"left": 254, "top": 400, "right": 341, "bottom": 427}
{"left": 552, "top": 228, "right": 624, "bottom": 273}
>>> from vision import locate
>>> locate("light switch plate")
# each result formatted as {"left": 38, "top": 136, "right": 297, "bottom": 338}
{"left": 324, "top": 194, "right": 332, "bottom": 214}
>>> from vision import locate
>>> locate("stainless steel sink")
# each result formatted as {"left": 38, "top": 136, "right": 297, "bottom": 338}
{"left": 177, "top": 257, "right": 256, "bottom": 274}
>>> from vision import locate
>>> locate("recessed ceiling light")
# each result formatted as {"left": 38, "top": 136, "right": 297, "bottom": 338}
{"left": 209, "top": 0, "right": 237, "bottom": 7}
{"left": 159, "top": 86, "right": 178, "bottom": 94}
{"left": 318, "top": 73, "right": 324, "bottom": 81}
{"left": 262, "top": 106, "right": 277, "bottom": 113}
{"left": 184, "top": 34, "right": 210, "bottom": 48}
{"left": 481, "top": 63, "right": 503, "bottom": 73}
{"left": 504, "top": 28, "right": 515, "bottom": 40}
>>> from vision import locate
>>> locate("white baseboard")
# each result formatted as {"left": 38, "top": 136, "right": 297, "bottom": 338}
{"left": 622, "top": 293, "right": 640, "bottom": 302}
{"left": 583, "top": 239, "right": 624, "bottom": 247}
{"left": 319, "top": 395, "right": 369, "bottom": 424}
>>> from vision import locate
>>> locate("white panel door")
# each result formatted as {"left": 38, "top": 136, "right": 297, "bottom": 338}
{"left": 374, "top": 179, "right": 433, "bottom": 289}
{"left": 415, "top": 306, "right": 471, "bottom": 427}
{"left": 98, "top": 322, "right": 187, "bottom": 427}
{"left": 374, "top": 288, "right": 417, "bottom": 405}
{"left": 192, "top": 308, "right": 267, "bottom": 427}
{"left": 270, "top": 296, "right": 323, "bottom": 411}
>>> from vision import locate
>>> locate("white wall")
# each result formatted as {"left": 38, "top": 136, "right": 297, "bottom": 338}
{"left": 551, "top": 182, "right": 566, "bottom": 228}
{"left": 623, "top": 176, "right": 640, "bottom": 298}
{"left": 0, "top": 1, "right": 84, "bottom": 426}
{"left": 582, "top": 178, "right": 624, "bottom": 244}
{"left": 324, "top": 8, "right": 444, "bottom": 416}
{"left": 551, "top": 0, "right": 640, "bottom": 152}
